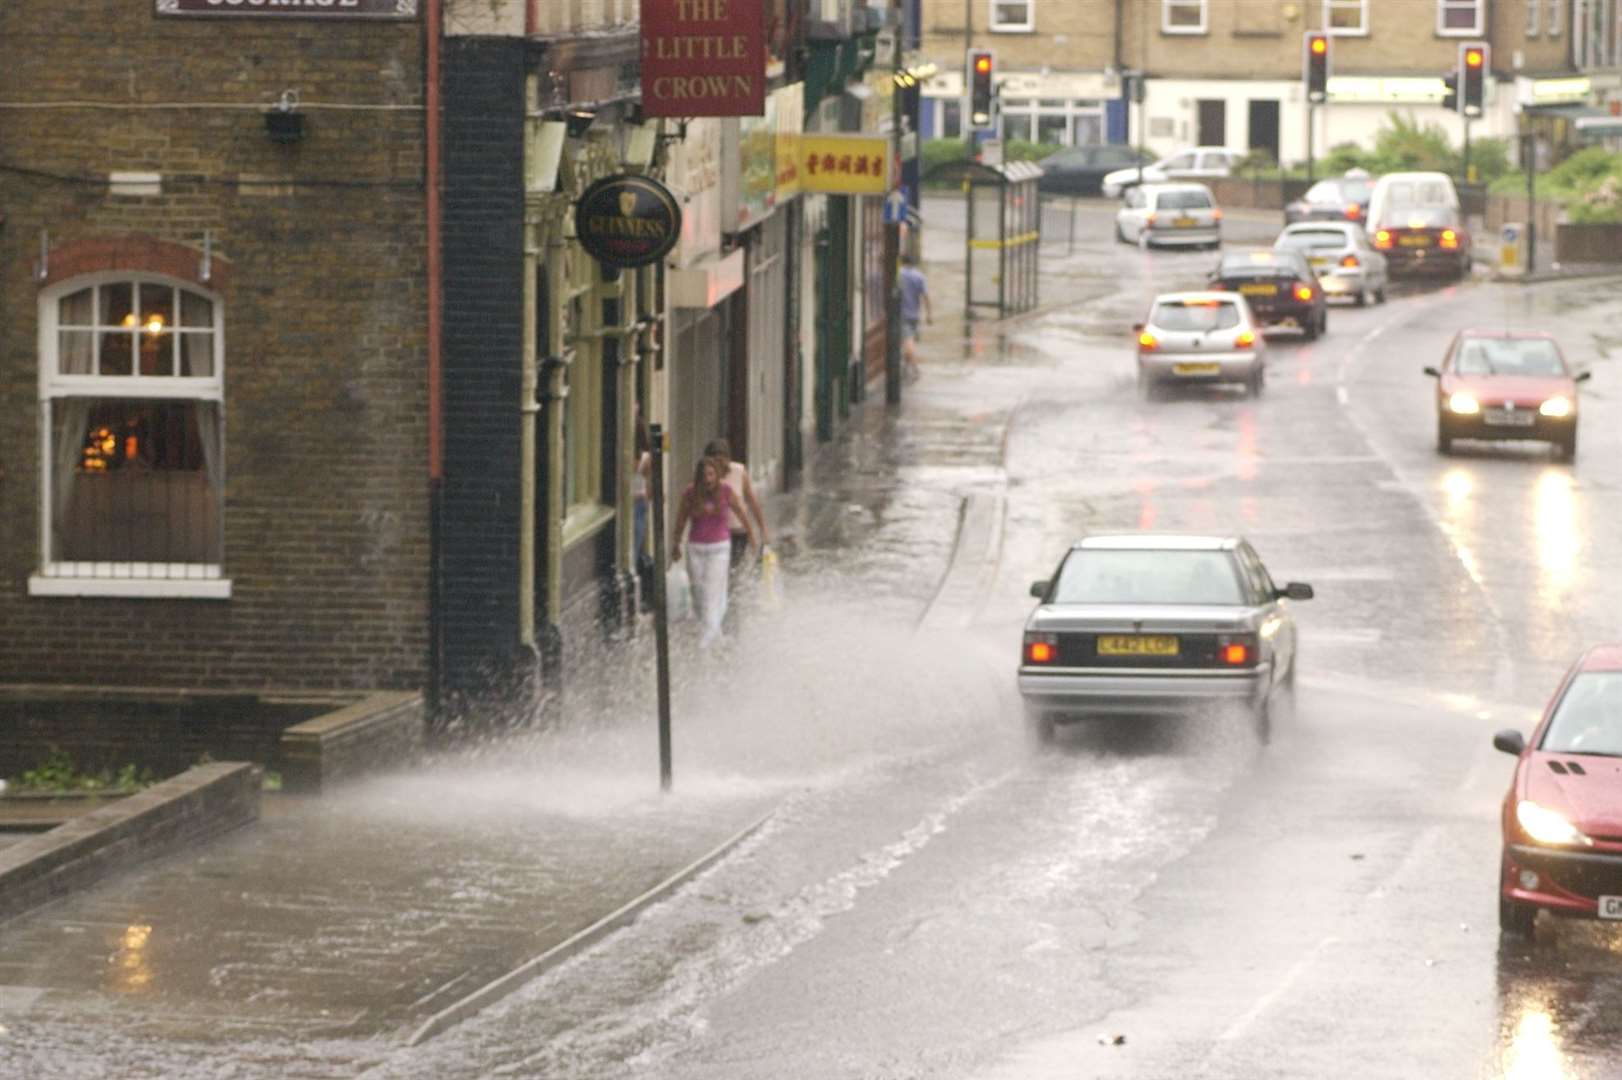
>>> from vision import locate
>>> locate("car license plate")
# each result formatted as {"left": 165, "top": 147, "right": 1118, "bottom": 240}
{"left": 1172, "top": 362, "right": 1220, "bottom": 376}
{"left": 1239, "top": 283, "right": 1277, "bottom": 296}
{"left": 1174, "top": 216, "right": 1196, "bottom": 227}
{"left": 1484, "top": 408, "right": 1535, "bottom": 427}
{"left": 1600, "top": 896, "right": 1622, "bottom": 919}
{"left": 1098, "top": 635, "right": 1179, "bottom": 657}
{"left": 1309, "top": 257, "right": 1331, "bottom": 269}
{"left": 1399, "top": 234, "right": 1430, "bottom": 247}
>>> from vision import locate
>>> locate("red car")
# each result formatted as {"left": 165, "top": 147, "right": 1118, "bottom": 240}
{"left": 1494, "top": 644, "right": 1622, "bottom": 937}
{"left": 1424, "top": 330, "right": 1591, "bottom": 460}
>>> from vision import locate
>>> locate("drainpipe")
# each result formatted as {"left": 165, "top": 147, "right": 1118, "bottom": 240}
{"left": 426, "top": 0, "right": 445, "bottom": 709}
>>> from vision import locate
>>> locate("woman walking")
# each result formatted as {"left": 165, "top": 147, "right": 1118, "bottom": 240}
{"left": 671, "top": 456, "right": 757, "bottom": 646}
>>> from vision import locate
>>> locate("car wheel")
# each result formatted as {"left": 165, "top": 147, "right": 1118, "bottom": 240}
{"left": 1025, "top": 704, "right": 1056, "bottom": 747}
{"left": 1557, "top": 428, "right": 1578, "bottom": 462}
{"left": 1302, "top": 314, "right": 1319, "bottom": 342}
{"left": 1138, "top": 367, "right": 1159, "bottom": 401}
{"left": 1115, "top": 220, "right": 1127, "bottom": 244}
{"left": 1499, "top": 892, "right": 1537, "bottom": 938}
{"left": 1248, "top": 365, "right": 1265, "bottom": 398}
{"left": 1376, "top": 285, "right": 1388, "bottom": 303}
{"left": 1137, "top": 229, "right": 1151, "bottom": 251}
{"left": 1356, "top": 287, "right": 1371, "bottom": 307}
{"left": 1318, "top": 311, "right": 1328, "bottom": 337}
{"left": 1437, "top": 419, "right": 1453, "bottom": 455}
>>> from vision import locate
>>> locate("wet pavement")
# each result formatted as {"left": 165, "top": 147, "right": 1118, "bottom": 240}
{"left": 5, "top": 193, "right": 1622, "bottom": 1078}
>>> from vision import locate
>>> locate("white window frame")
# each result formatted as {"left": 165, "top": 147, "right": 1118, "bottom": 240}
{"left": 1436, "top": 0, "right": 1484, "bottom": 36}
{"left": 1528, "top": 0, "right": 1541, "bottom": 34}
{"left": 1548, "top": 0, "right": 1562, "bottom": 35}
{"left": 32, "top": 272, "right": 229, "bottom": 599}
{"left": 1162, "top": 0, "right": 1208, "bottom": 35}
{"left": 1324, "top": 0, "right": 1369, "bottom": 36}
{"left": 988, "top": 0, "right": 1034, "bottom": 33}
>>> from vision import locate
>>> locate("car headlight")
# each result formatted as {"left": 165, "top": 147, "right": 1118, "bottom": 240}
{"left": 1539, "top": 396, "right": 1572, "bottom": 418}
{"left": 1516, "top": 800, "right": 1592, "bottom": 847}
{"left": 1447, "top": 391, "right": 1481, "bottom": 415}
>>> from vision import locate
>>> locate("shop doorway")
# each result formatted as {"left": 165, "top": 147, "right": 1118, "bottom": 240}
{"left": 1197, "top": 99, "right": 1227, "bottom": 147}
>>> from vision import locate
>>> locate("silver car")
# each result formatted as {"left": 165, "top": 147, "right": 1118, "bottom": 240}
{"left": 1116, "top": 183, "right": 1222, "bottom": 250}
{"left": 1274, "top": 221, "right": 1389, "bottom": 306}
{"left": 1018, "top": 534, "right": 1313, "bottom": 742}
{"left": 1135, "top": 291, "right": 1266, "bottom": 398}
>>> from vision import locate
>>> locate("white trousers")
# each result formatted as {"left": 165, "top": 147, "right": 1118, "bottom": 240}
{"left": 687, "top": 540, "right": 731, "bottom": 645}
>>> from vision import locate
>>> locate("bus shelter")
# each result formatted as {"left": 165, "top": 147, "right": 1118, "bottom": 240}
{"left": 924, "top": 159, "right": 1042, "bottom": 318}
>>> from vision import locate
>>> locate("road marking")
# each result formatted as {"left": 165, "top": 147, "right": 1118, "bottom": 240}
{"left": 1218, "top": 935, "right": 1340, "bottom": 1042}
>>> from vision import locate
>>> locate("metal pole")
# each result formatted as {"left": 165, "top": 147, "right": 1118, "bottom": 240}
{"left": 1463, "top": 117, "right": 1473, "bottom": 185}
{"left": 649, "top": 422, "right": 672, "bottom": 791}
{"left": 1306, "top": 102, "right": 1315, "bottom": 183}
{"left": 1525, "top": 134, "right": 1537, "bottom": 276}
{"left": 886, "top": 1, "right": 904, "bottom": 406}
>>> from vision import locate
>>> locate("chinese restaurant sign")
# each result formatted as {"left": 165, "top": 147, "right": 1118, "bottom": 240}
{"left": 575, "top": 175, "right": 683, "bottom": 270}
{"left": 641, "top": 0, "right": 766, "bottom": 118}
{"left": 797, "top": 135, "right": 889, "bottom": 195}
{"left": 156, "top": 0, "right": 417, "bottom": 16}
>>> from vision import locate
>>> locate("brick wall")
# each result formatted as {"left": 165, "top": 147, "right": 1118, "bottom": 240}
{"left": 922, "top": 0, "right": 1118, "bottom": 72}
{"left": 0, "top": 4, "right": 430, "bottom": 692}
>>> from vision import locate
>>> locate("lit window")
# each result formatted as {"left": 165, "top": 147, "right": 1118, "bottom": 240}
{"left": 1325, "top": 0, "right": 1369, "bottom": 35}
{"left": 1162, "top": 0, "right": 1207, "bottom": 34}
{"left": 989, "top": 0, "right": 1033, "bottom": 32}
{"left": 34, "top": 276, "right": 227, "bottom": 598}
{"left": 1437, "top": 0, "right": 1483, "bottom": 35}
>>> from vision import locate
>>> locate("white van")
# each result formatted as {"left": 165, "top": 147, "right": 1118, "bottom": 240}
{"left": 1364, "top": 171, "right": 1471, "bottom": 278}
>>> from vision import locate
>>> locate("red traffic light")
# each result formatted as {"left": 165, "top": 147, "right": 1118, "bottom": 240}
{"left": 974, "top": 55, "right": 992, "bottom": 74}
{"left": 1310, "top": 36, "right": 1328, "bottom": 55}
{"left": 1465, "top": 48, "right": 1484, "bottom": 67}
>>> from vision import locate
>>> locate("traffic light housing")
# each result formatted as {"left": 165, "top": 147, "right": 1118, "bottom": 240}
{"left": 969, "top": 50, "right": 995, "bottom": 129}
{"left": 1460, "top": 42, "right": 1488, "bottom": 117}
{"left": 1303, "top": 32, "right": 1330, "bottom": 103}
{"left": 1441, "top": 72, "right": 1458, "bottom": 112}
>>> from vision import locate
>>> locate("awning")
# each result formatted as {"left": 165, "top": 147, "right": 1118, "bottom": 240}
{"left": 1522, "top": 103, "right": 1608, "bottom": 119}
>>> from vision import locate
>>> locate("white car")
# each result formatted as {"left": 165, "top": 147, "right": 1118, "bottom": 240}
{"left": 1273, "top": 221, "right": 1390, "bottom": 306}
{"left": 1115, "top": 183, "right": 1222, "bottom": 250}
{"left": 1134, "top": 290, "right": 1266, "bottom": 399}
{"left": 1101, "top": 146, "right": 1243, "bottom": 198}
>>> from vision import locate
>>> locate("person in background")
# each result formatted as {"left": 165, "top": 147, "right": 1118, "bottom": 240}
{"left": 671, "top": 455, "right": 757, "bottom": 647}
{"left": 898, "top": 254, "right": 933, "bottom": 380}
{"left": 632, "top": 410, "right": 653, "bottom": 582}
{"left": 703, "top": 438, "right": 768, "bottom": 570}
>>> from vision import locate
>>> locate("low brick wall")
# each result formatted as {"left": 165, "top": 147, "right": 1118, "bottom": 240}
{"left": 0, "top": 762, "right": 260, "bottom": 926}
{"left": 278, "top": 691, "right": 425, "bottom": 793}
{"left": 1555, "top": 223, "right": 1622, "bottom": 264}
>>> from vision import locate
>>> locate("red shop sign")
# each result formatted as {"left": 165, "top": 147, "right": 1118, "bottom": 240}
{"left": 640, "top": 0, "right": 766, "bottom": 118}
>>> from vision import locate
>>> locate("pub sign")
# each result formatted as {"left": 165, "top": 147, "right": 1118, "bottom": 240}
{"left": 575, "top": 175, "right": 683, "bottom": 270}
{"left": 641, "top": 0, "right": 766, "bottom": 118}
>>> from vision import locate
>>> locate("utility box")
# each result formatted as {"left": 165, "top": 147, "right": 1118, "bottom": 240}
{"left": 1499, "top": 222, "right": 1528, "bottom": 277}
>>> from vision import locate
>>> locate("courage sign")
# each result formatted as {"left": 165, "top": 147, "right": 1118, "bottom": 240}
{"left": 640, "top": 0, "right": 766, "bottom": 118}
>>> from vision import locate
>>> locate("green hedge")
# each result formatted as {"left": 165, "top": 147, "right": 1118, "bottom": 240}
{"left": 920, "top": 137, "right": 1061, "bottom": 184}
{"left": 1488, "top": 147, "right": 1622, "bottom": 223}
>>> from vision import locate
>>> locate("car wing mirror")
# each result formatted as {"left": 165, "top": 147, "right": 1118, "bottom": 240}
{"left": 1132, "top": 322, "right": 1144, "bottom": 333}
{"left": 1029, "top": 580, "right": 1049, "bottom": 599}
{"left": 1423, "top": 366, "right": 1441, "bottom": 378}
{"left": 1279, "top": 582, "right": 1314, "bottom": 601}
{"left": 1576, "top": 370, "right": 1593, "bottom": 383}
{"left": 1493, "top": 729, "right": 1527, "bottom": 756}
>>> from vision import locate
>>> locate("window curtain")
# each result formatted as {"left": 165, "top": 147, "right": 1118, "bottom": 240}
{"left": 51, "top": 398, "right": 92, "bottom": 560}
{"left": 194, "top": 399, "right": 224, "bottom": 563}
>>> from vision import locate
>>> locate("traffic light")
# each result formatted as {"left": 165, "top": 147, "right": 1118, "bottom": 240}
{"left": 1303, "top": 32, "right": 1330, "bottom": 103}
{"left": 968, "top": 50, "right": 995, "bottom": 130}
{"left": 1460, "top": 42, "right": 1488, "bottom": 117}
{"left": 1441, "top": 72, "right": 1459, "bottom": 112}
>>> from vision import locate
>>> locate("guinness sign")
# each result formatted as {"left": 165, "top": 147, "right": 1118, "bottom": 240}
{"left": 574, "top": 175, "right": 683, "bottom": 269}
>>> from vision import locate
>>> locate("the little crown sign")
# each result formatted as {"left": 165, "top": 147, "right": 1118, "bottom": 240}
{"left": 574, "top": 175, "right": 683, "bottom": 269}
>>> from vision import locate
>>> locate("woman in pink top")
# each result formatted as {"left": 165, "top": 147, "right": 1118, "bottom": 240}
{"left": 672, "top": 456, "right": 757, "bottom": 645}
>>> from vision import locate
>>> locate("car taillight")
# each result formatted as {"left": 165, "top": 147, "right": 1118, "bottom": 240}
{"left": 1217, "top": 634, "right": 1258, "bottom": 666}
{"left": 1222, "top": 643, "right": 1249, "bottom": 664}
{"left": 1293, "top": 283, "right": 1314, "bottom": 301}
{"left": 1374, "top": 229, "right": 1393, "bottom": 249}
{"left": 1235, "top": 330, "right": 1256, "bottom": 349}
{"left": 1212, "top": 208, "right": 1224, "bottom": 221}
{"left": 1440, "top": 229, "right": 1460, "bottom": 249}
{"left": 1340, "top": 254, "right": 1360, "bottom": 268}
{"left": 1145, "top": 213, "right": 1157, "bottom": 227}
{"left": 1345, "top": 204, "right": 1362, "bottom": 219}
{"left": 1138, "top": 331, "right": 1159, "bottom": 350}
{"left": 1025, "top": 633, "right": 1058, "bottom": 664}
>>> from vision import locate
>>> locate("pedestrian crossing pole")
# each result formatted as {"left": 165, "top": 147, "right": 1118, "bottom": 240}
{"left": 649, "top": 422, "right": 673, "bottom": 791}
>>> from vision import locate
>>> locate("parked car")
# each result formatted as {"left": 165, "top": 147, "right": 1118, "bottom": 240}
{"left": 1493, "top": 644, "right": 1622, "bottom": 937}
{"left": 1019, "top": 534, "right": 1313, "bottom": 743}
{"left": 1283, "top": 171, "right": 1375, "bottom": 225}
{"left": 1116, "top": 183, "right": 1222, "bottom": 250}
{"left": 1133, "top": 290, "right": 1266, "bottom": 398}
{"left": 1365, "top": 171, "right": 1471, "bottom": 278}
{"left": 1424, "top": 330, "right": 1590, "bottom": 459}
{"left": 1037, "top": 144, "right": 1152, "bottom": 196}
{"left": 1207, "top": 249, "right": 1328, "bottom": 339}
{"left": 1273, "top": 221, "right": 1389, "bottom": 306}
{"left": 1101, "top": 146, "right": 1243, "bottom": 198}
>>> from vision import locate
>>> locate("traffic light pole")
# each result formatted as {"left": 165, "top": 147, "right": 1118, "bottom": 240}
{"left": 1462, "top": 117, "right": 1472, "bottom": 185}
{"left": 885, "top": 1, "right": 903, "bottom": 407}
{"left": 1306, "top": 103, "right": 1315, "bottom": 183}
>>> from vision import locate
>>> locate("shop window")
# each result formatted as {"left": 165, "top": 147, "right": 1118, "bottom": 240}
{"left": 942, "top": 99, "right": 962, "bottom": 138}
{"left": 1437, "top": 0, "right": 1482, "bottom": 35}
{"left": 1325, "top": 0, "right": 1368, "bottom": 35}
{"left": 1163, "top": 0, "right": 1208, "bottom": 34}
{"left": 33, "top": 275, "right": 227, "bottom": 598}
{"left": 990, "top": 0, "right": 1033, "bottom": 32}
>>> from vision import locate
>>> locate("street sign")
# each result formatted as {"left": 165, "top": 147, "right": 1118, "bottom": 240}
{"left": 882, "top": 188, "right": 909, "bottom": 225}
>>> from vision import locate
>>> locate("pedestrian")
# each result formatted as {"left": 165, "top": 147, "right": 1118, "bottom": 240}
{"left": 703, "top": 438, "right": 769, "bottom": 570}
{"left": 671, "top": 455, "right": 757, "bottom": 647}
{"left": 632, "top": 410, "right": 653, "bottom": 584}
{"left": 899, "top": 254, "right": 932, "bottom": 379}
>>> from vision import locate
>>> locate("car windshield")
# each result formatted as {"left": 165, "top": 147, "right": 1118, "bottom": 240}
{"left": 1150, "top": 300, "right": 1240, "bottom": 331}
{"left": 1453, "top": 337, "right": 1567, "bottom": 376}
{"left": 1154, "top": 190, "right": 1212, "bottom": 210}
{"left": 1277, "top": 229, "right": 1349, "bottom": 251}
{"left": 1219, "top": 253, "right": 1292, "bottom": 274}
{"left": 1541, "top": 672, "right": 1622, "bottom": 756}
{"left": 1385, "top": 206, "right": 1459, "bottom": 227}
{"left": 1052, "top": 549, "right": 1244, "bottom": 606}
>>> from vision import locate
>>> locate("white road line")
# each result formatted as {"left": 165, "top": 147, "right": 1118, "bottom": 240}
{"left": 1217, "top": 935, "right": 1341, "bottom": 1042}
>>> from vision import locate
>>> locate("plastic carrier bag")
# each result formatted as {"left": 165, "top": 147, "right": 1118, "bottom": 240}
{"left": 664, "top": 561, "right": 693, "bottom": 621}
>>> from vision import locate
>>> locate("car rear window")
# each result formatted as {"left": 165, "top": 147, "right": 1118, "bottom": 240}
{"left": 1383, "top": 180, "right": 1453, "bottom": 207}
{"left": 1154, "top": 189, "right": 1212, "bottom": 210}
{"left": 1219, "top": 252, "right": 1291, "bottom": 274}
{"left": 1052, "top": 550, "right": 1244, "bottom": 606}
{"left": 1540, "top": 672, "right": 1622, "bottom": 756}
{"left": 1454, "top": 337, "right": 1567, "bottom": 376}
{"left": 1276, "top": 229, "right": 1350, "bottom": 251}
{"left": 1150, "top": 300, "right": 1241, "bottom": 332}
